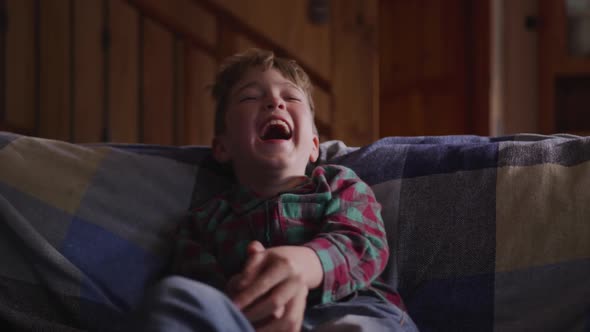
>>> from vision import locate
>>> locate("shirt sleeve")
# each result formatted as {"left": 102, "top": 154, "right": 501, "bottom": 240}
{"left": 172, "top": 201, "right": 227, "bottom": 291}
{"left": 303, "top": 165, "right": 389, "bottom": 304}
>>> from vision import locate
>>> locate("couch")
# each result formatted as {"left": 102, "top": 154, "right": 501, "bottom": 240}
{"left": 0, "top": 131, "right": 589, "bottom": 331}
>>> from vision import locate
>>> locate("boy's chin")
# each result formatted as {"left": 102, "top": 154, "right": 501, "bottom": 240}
{"left": 255, "top": 155, "right": 291, "bottom": 169}
{"left": 251, "top": 154, "right": 305, "bottom": 174}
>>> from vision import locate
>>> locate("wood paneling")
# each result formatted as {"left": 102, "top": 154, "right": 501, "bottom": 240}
{"left": 235, "top": 34, "right": 256, "bottom": 53}
{"left": 312, "top": 84, "right": 332, "bottom": 142}
{"left": 39, "top": 0, "right": 71, "bottom": 141}
{"left": 211, "top": 0, "right": 331, "bottom": 81}
{"left": 0, "top": 0, "right": 4, "bottom": 129}
{"left": 5, "top": 0, "right": 35, "bottom": 133}
{"left": 142, "top": 18, "right": 174, "bottom": 144}
{"left": 555, "top": 76, "right": 590, "bottom": 134}
{"left": 127, "top": 0, "right": 216, "bottom": 54}
{"left": 2, "top": 0, "right": 387, "bottom": 145}
{"left": 184, "top": 45, "right": 215, "bottom": 145}
{"left": 380, "top": 0, "right": 488, "bottom": 136}
{"left": 216, "top": 17, "right": 238, "bottom": 59}
{"left": 381, "top": 1, "right": 420, "bottom": 92}
{"left": 539, "top": 0, "right": 590, "bottom": 135}
{"left": 332, "top": 0, "right": 379, "bottom": 146}
{"left": 73, "top": 0, "right": 103, "bottom": 143}
{"left": 174, "top": 37, "right": 185, "bottom": 145}
{"left": 493, "top": 0, "right": 537, "bottom": 135}
{"left": 538, "top": 0, "right": 563, "bottom": 134}
{"left": 109, "top": 0, "right": 139, "bottom": 143}
{"left": 469, "top": 0, "right": 490, "bottom": 136}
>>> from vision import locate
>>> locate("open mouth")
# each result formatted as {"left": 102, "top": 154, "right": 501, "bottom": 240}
{"left": 259, "top": 119, "right": 292, "bottom": 141}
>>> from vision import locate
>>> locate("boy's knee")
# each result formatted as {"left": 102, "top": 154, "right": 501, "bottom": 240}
{"left": 155, "top": 276, "right": 207, "bottom": 293}
{"left": 140, "top": 276, "right": 232, "bottom": 322}
{"left": 150, "top": 276, "right": 226, "bottom": 306}
{"left": 136, "top": 277, "right": 251, "bottom": 331}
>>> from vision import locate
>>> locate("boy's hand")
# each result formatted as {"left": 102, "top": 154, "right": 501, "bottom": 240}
{"left": 228, "top": 241, "right": 323, "bottom": 332}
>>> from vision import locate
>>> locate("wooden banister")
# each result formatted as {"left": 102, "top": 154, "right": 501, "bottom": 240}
{"left": 125, "top": 0, "right": 217, "bottom": 57}
{"left": 126, "top": 0, "right": 331, "bottom": 94}
{"left": 194, "top": 0, "right": 332, "bottom": 94}
{"left": 125, "top": 0, "right": 332, "bottom": 138}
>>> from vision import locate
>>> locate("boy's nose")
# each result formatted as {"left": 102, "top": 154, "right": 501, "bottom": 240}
{"left": 266, "top": 97, "right": 285, "bottom": 110}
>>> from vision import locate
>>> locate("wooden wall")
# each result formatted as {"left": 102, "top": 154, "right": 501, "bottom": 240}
{"left": 539, "top": 0, "right": 590, "bottom": 136}
{"left": 490, "top": 0, "right": 538, "bottom": 135}
{"left": 1, "top": 0, "right": 213, "bottom": 145}
{"left": 379, "top": 0, "right": 489, "bottom": 137}
{"left": 0, "top": 0, "right": 379, "bottom": 146}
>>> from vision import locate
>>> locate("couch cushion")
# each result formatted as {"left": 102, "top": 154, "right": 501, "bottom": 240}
{"left": 0, "top": 133, "right": 201, "bottom": 331}
{"left": 1, "top": 132, "right": 589, "bottom": 332}
{"left": 324, "top": 135, "right": 590, "bottom": 332}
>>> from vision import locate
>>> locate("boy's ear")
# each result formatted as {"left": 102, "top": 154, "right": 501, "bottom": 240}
{"left": 212, "top": 136, "right": 231, "bottom": 163}
{"left": 309, "top": 135, "right": 320, "bottom": 163}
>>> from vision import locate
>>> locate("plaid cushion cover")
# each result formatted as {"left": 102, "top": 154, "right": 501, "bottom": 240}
{"left": 1, "top": 132, "right": 588, "bottom": 331}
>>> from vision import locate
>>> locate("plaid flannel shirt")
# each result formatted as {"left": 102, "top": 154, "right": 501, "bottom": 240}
{"left": 173, "top": 164, "right": 403, "bottom": 308}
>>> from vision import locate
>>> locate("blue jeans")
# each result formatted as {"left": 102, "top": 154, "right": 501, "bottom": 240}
{"left": 135, "top": 276, "right": 418, "bottom": 332}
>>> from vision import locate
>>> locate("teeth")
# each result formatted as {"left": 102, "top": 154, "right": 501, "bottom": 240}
{"left": 261, "top": 119, "right": 291, "bottom": 136}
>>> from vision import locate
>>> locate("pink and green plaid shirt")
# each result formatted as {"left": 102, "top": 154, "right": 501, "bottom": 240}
{"left": 173, "top": 164, "right": 403, "bottom": 308}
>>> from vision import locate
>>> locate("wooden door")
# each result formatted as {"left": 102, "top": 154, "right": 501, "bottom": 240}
{"left": 538, "top": 0, "right": 590, "bottom": 136}
{"left": 379, "top": 0, "right": 489, "bottom": 137}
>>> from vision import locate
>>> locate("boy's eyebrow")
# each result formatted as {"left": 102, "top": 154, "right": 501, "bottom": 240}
{"left": 232, "top": 82, "right": 260, "bottom": 97}
{"left": 233, "top": 81, "right": 302, "bottom": 96}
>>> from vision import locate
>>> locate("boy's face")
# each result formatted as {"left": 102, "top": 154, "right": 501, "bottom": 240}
{"left": 213, "top": 67, "right": 319, "bottom": 177}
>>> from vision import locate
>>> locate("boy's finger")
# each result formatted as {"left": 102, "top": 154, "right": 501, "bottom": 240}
{"left": 242, "top": 276, "right": 299, "bottom": 322}
{"left": 247, "top": 241, "right": 265, "bottom": 255}
{"left": 237, "top": 251, "right": 266, "bottom": 289}
{"left": 256, "top": 289, "right": 307, "bottom": 332}
{"left": 234, "top": 262, "right": 290, "bottom": 309}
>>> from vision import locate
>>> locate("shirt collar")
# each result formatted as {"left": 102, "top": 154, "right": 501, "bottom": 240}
{"left": 228, "top": 176, "right": 316, "bottom": 214}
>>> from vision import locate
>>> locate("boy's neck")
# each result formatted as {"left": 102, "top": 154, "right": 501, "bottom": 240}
{"left": 235, "top": 168, "right": 307, "bottom": 198}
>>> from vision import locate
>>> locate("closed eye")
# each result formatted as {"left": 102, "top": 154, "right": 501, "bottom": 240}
{"left": 283, "top": 86, "right": 304, "bottom": 102}
{"left": 239, "top": 96, "right": 258, "bottom": 102}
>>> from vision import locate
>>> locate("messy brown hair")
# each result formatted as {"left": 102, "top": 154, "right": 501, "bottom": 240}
{"left": 211, "top": 48, "right": 317, "bottom": 136}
